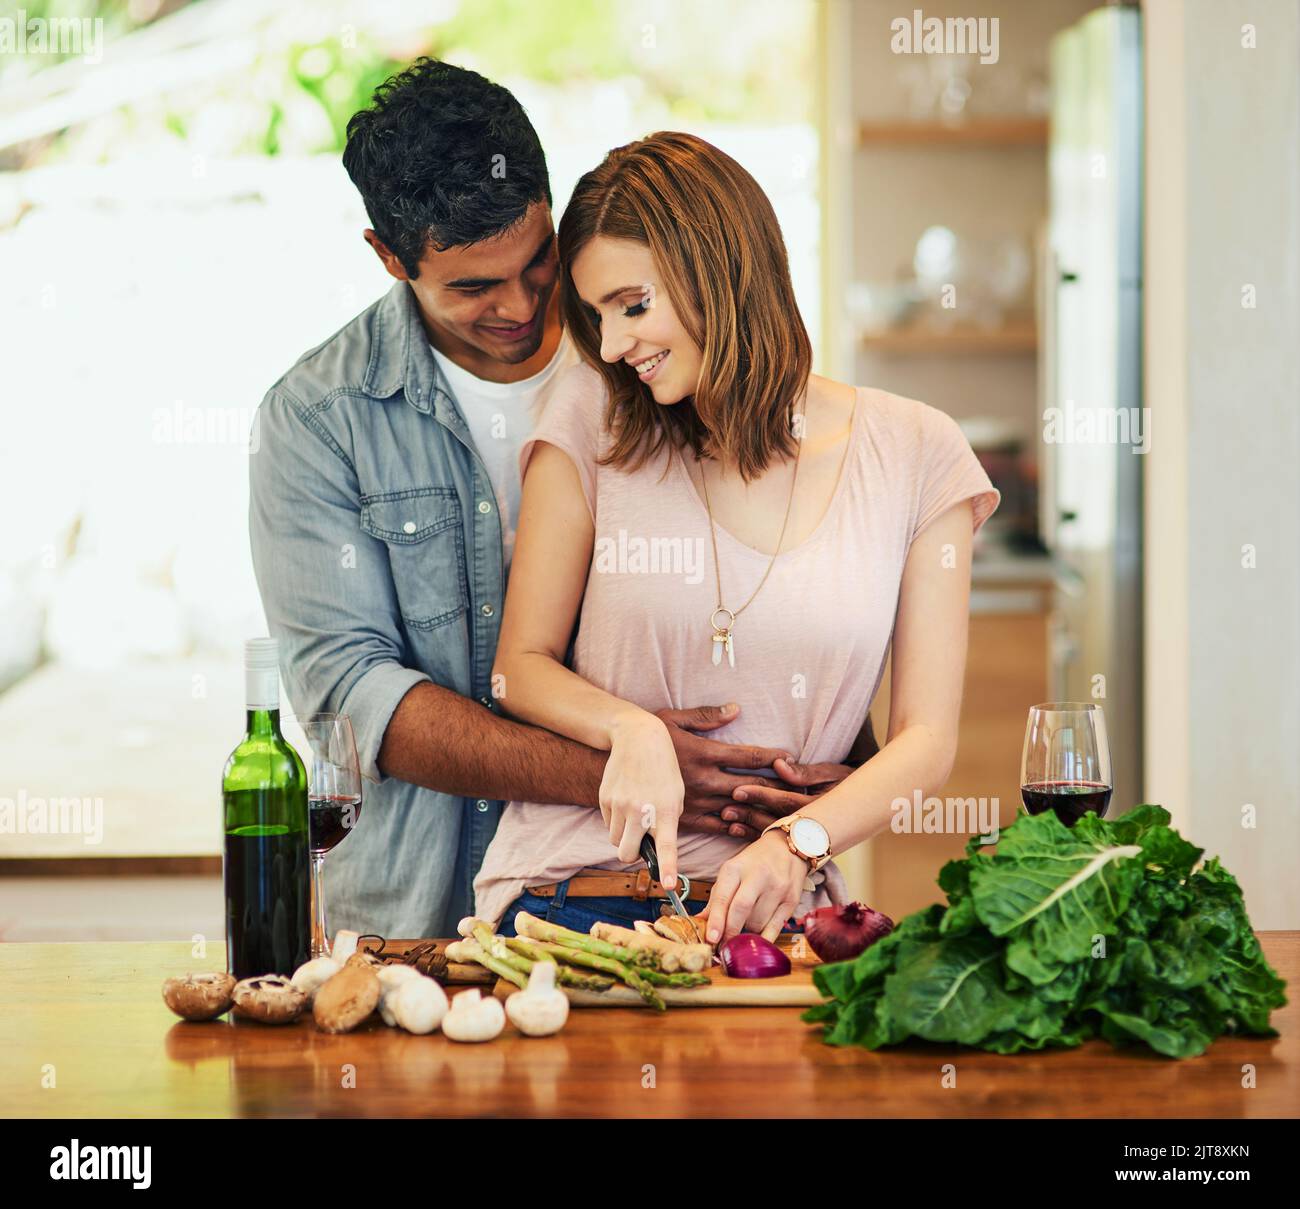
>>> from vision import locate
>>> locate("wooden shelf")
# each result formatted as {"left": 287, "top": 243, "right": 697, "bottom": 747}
{"left": 858, "top": 117, "right": 1048, "bottom": 147}
{"left": 861, "top": 321, "right": 1037, "bottom": 356}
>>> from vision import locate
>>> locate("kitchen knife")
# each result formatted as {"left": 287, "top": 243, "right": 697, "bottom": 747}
{"left": 639, "top": 833, "right": 701, "bottom": 942}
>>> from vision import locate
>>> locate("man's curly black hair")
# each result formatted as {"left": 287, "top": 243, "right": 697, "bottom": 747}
{"left": 342, "top": 58, "right": 551, "bottom": 278}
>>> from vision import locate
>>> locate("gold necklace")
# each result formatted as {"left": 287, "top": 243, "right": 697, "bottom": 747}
{"left": 697, "top": 399, "right": 806, "bottom": 669}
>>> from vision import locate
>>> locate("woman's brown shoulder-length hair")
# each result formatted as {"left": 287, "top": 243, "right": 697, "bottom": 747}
{"left": 557, "top": 131, "right": 811, "bottom": 481}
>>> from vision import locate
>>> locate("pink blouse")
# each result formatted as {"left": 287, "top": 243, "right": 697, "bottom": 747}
{"left": 473, "top": 364, "right": 1000, "bottom": 926}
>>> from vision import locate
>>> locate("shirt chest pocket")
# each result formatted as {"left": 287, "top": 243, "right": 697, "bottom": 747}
{"left": 360, "top": 488, "right": 470, "bottom": 631}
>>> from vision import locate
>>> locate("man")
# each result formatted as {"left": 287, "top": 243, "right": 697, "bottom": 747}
{"left": 249, "top": 59, "right": 870, "bottom": 939}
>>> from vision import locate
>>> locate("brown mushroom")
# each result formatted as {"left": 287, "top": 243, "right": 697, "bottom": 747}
{"left": 161, "top": 972, "right": 236, "bottom": 1021}
{"left": 313, "top": 957, "right": 381, "bottom": 1033}
{"left": 231, "top": 974, "right": 308, "bottom": 1024}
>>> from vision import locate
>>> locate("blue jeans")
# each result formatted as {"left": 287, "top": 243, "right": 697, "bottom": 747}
{"left": 496, "top": 879, "right": 803, "bottom": 937}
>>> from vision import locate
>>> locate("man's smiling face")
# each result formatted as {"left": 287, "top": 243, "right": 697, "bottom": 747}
{"left": 367, "top": 201, "right": 559, "bottom": 375}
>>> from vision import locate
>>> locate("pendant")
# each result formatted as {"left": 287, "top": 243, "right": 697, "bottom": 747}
{"left": 709, "top": 607, "right": 737, "bottom": 669}
{"left": 711, "top": 630, "right": 736, "bottom": 668}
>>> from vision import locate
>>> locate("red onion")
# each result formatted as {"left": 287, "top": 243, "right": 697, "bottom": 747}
{"left": 800, "top": 902, "right": 894, "bottom": 963}
{"left": 718, "top": 933, "right": 791, "bottom": 979}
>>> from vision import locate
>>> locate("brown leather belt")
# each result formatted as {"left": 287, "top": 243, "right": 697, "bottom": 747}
{"left": 525, "top": 870, "right": 713, "bottom": 903}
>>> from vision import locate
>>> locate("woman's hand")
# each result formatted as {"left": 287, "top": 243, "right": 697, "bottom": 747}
{"left": 702, "top": 830, "right": 809, "bottom": 945}
{"left": 600, "top": 712, "right": 685, "bottom": 889}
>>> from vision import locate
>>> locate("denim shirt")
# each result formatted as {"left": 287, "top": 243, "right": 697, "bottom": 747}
{"left": 249, "top": 281, "right": 538, "bottom": 940}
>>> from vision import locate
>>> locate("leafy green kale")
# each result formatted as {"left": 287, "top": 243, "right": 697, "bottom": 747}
{"left": 804, "top": 806, "right": 1287, "bottom": 1058}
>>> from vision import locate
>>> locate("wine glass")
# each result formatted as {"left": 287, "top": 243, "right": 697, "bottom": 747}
{"left": 1019, "top": 703, "right": 1112, "bottom": 826}
{"left": 299, "top": 714, "right": 362, "bottom": 958}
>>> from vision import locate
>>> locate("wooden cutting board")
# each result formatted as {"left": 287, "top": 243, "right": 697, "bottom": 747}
{"left": 491, "top": 940, "right": 825, "bottom": 1008}
{"left": 376, "top": 937, "right": 826, "bottom": 1007}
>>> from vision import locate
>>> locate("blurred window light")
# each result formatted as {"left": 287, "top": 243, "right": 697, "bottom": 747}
{"left": 0, "top": 0, "right": 821, "bottom": 857}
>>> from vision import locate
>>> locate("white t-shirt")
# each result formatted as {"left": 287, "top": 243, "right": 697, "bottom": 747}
{"left": 432, "top": 334, "right": 579, "bottom": 572}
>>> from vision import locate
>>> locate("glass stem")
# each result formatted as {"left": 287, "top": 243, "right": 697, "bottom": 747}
{"left": 310, "top": 852, "right": 329, "bottom": 959}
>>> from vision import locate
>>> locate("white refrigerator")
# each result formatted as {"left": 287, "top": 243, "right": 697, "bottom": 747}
{"left": 1039, "top": 4, "right": 1144, "bottom": 812}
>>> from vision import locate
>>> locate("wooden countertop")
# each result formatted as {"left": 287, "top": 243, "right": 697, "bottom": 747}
{"left": 3, "top": 936, "right": 1296, "bottom": 1118}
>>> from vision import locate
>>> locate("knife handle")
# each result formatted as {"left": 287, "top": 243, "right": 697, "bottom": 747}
{"left": 639, "top": 833, "right": 660, "bottom": 882}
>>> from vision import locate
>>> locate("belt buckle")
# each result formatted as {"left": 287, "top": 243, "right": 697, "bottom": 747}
{"left": 656, "top": 874, "right": 692, "bottom": 904}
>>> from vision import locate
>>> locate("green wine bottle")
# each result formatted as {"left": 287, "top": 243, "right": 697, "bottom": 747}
{"left": 222, "top": 638, "right": 310, "bottom": 979}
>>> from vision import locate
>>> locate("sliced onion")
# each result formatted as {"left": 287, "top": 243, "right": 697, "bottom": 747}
{"left": 718, "top": 933, "right": 791, "bottom": 979}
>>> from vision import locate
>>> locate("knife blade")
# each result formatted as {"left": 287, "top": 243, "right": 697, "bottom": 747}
{"left": 638, "top": 833, "right": 701, "bottom": 942}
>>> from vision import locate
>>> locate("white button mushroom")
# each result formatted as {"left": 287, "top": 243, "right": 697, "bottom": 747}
{"left": 291, "top": 957, "right": 342, "bottom": 1003}
{"left": 388, "top": 975, "right": 450, "bottom": 1035}
{"left": 331, "top": 931, "right": 360, "bottom": 964}
{"left": 505, "top": 961, "right": 570, "bottom": 1037}
{"left": 377, "top": 964, "right": 425, "bottom": 1027}
{"left": 440, "top": 988, "right": 505, "bottom": 1043}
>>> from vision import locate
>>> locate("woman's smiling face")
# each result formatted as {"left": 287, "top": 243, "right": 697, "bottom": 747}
{"left": 569, "top": 236, "right": 702, "bottom": 405}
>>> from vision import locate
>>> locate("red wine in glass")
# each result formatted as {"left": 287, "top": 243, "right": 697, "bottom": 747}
{"left": 1020, "top": 780, "right": 1113, "bottom": 826}
{"left": 309, "top": 794, "right": 363, "bottom": 855}
{"left": 1020, "top": 703, "right": 1112, "bottom": 828}
{"left": 298, "top": 714, "right": 361, "bottom": 958}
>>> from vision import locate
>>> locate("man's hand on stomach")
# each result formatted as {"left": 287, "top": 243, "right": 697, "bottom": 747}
{"left": 718, "top": 757, "right": 860, "bottom": 835}
{"left": 655, "top": 703, "right": 795, "bottom": 840}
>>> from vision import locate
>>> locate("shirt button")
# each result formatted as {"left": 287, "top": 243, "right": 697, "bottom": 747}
{"left": 480, "top": 603, "right": 494, "bottom": 617}
{"left": 479, "top": 696, "right": 492, "bottom": 707}
{"left": 477, "top": 500, "right": 492, "bottom": 514}
{"left": 402, "top": 521, "right": 416, "bottom": 534}
{"left": 475, "top": 799, "right": 490, "bottom": 813}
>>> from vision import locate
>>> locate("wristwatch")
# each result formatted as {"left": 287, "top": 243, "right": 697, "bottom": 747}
{"left": 761, "top": 813, "right": 832, "bottom": 872}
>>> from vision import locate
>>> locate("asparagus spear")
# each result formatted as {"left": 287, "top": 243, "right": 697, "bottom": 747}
{"left": 636, "top": 967, "right": 711, "bottom": 989}
{"left": 501, "top": 938, "right": 615, "bottom": 991}
{"left": 590, "top": 921, "right": 712, "bottom": 972}
{"left": 504, "top": 934, "right": 703, "bottom": 990}
{"left": 499, "top": 934, "right": 557, "bottom": 965}
{"left": 444, "top": 938, "right": 528, "bottom": 989}
{"left": 519, "top": 938, "right": 666, "bottom": 1011}
{"left": 473, "top": 922, "right": 516, "bottom": 964}
{"left": 475, "top": 922, "right": 614, "bottom": 991}
{"left": 514, "top": 911, "right": 659, "bottom": 969}
{"left": 448, "top": 931, "right": 613, "bottom": 992}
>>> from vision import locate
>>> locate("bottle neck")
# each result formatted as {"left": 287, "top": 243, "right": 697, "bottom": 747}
{"left": 245, "top": 663, "right": 280, "bottom": 723}
{"left": 246, "top": 708, "right": 282, "bottom": 739}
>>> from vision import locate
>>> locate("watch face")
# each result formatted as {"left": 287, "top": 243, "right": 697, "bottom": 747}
{"left": 790, "top": 817, "right": 830, "bottom": 858}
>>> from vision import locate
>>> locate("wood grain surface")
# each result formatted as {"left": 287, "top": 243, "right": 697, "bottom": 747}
{"left": 1, "top": 934, "right": 1295, "bottom": 1119}
{"left": 485, "top": 940, "right": 823, "bottom": 1007}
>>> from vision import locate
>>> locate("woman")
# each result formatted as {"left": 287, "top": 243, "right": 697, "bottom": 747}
{"left": 474, "top": 132, "right": 999, "bottom": 944}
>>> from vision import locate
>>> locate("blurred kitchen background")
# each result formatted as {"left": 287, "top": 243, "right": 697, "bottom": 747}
{"left": 1, "top": 0, "right": 1296, "bottom": 938}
